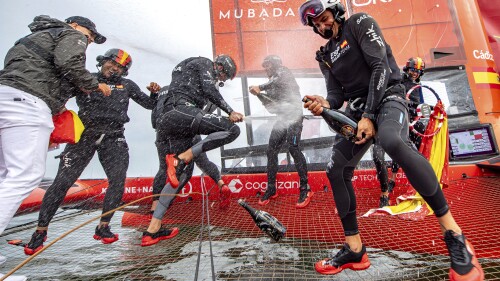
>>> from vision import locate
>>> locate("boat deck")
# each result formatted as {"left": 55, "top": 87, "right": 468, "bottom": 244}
{"left": 1, "top": 176, "right": 499, "bottom": 280}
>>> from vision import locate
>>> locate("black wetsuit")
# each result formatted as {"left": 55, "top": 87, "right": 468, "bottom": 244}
{"left": 318, "top": 13, "right": 448, "bottom": 236}
{"left": 151, "top": 86, "right": 222, "bottom": 199}
{"left": 154, "top": 57, "right": 240, "bottom": 193}
{"left": 256, "top": 66, "right": 308, "bottom": 189}
{"left": 373, "top": 73, "right": 424, "bottom": 190}
{"left": 37, "top": 73, "right": 157, "bottom": 227}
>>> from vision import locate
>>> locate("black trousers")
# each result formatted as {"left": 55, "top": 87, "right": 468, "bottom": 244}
{"left": 152, "top": 135, "right": 221, "bottom": 199}
{"left": 326, "top": 98, "right": 448, "bottom": 236}
{"left": 267, "top": 119, "right": 308, "bottom": 188}
{"left": 37, "top": 129, "right": 129, "bottom": 227}
{"left": 153, "top": 105, "right": 240, "bottom": 200}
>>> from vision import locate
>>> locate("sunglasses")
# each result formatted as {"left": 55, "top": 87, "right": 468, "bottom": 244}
{"left": 409, "top": 68, "right": 423, "bottom": 74}
{"left": 299, "top": 0, "right": 326, "bottom": 26}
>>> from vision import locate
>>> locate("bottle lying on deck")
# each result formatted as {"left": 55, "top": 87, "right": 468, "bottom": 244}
{"left": 238, "top": 199, "right": 286, "bottom": 242}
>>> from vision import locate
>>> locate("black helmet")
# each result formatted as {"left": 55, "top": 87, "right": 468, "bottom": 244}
{"left": 214, "top": 54, "right": 237, "bottom": 81}
{"left": 403, "top": 57, "right": 425, "bottom": 74}
{"left": 262, "top": 55, "right": 282, "bottom": 69}
{"left": 403, "top": 57, "right": 425, "bottom": 82}
{"left": 96, "top": 48, "right": 133, "bottom": 76}
{"left": 299, "top": 0, "right": 345, "bottom": 26}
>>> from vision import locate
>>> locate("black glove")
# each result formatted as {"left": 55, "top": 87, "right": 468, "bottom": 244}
{"left": 315, "top": 46, "right": 326, "bottom": 63}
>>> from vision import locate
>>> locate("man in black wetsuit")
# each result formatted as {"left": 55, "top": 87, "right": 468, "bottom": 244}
{"left": 149, "top": 86, "right": 231, "bottom": 216}
{"left": 248, "top": 55, "right": 311, "bottom": 208}
{"left": 24, "top": 49, "right": 161, "bottom": 255}
{"left": 141, "top": 55, "right": 243, "bottom": 247}
{"left": 299, "top": 1, "right": 484, "bottom": 279}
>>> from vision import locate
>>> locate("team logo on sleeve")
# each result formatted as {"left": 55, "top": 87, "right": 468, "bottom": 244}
{"left": 366, "top": 23, "right": 385, "bottom": 47}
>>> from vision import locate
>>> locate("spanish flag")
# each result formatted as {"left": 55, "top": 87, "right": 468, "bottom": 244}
{"left": 472, "top": 67, "right": 500, "bottom": 89}
{"left": 50, "top": 110, "right": 85, "bottom": 144}
{"left": 363, "top": 100, "right": 449, "bottom": 220}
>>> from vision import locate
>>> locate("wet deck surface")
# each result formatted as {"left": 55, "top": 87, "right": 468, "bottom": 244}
{"left": 1, "top": 176, "right": 499, "bottom": 280}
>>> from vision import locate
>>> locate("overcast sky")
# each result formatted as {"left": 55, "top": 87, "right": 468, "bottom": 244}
{"left": 0, "top": 0, "right": 224, "bottom": 179}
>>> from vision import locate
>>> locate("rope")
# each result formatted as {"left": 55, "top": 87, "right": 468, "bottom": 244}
{"left": 2, "top": 151, "right": 255, "bottom": 280}
{"left": 3, "top": 179, "right": 109, "bottom": 232}
{"left": 0, "top": 192, "right": 202, "bottom": 281}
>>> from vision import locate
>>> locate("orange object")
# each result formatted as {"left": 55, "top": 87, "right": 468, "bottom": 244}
{"left": 50, "top": 110, "right": 85, "bottom": 144}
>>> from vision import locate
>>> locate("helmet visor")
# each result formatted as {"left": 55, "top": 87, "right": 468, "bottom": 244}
{"left": 299, "top": 0, "right": 326, "bottom": 26}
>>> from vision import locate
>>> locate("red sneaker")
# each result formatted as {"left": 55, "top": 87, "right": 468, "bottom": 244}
{"left": 296, "top": 186, "right": 313, "bottom": 209}
{"left": 219, "top": 184, "right": 231, "bottom": 210}
{"left": 258, "top": 187, "right": 278, "bottom": 206}
{"left": 315, "top": 244, "right": 371, "bottom": 275}
{"left": 166, "top": 154, "right": 188, "bottom": 188}
{"left": 93, "top": 225, "right": 119, "bottom": 244}
{"left": 444, "top": 230, "right": 484, "bottom": 281}
{"left": 23, "top": 230, "right": 47, "bottom": 255}
{"left": 141, "top": 227, "right": 179, "bottom": 247}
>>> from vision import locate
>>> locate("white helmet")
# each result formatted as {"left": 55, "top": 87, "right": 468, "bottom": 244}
{"left": 299, "top": 0, "right": 345, "bottom": 26}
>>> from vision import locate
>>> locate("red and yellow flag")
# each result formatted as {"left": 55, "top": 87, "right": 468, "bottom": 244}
{"left": 50, "top": 110, "right": 85, "bottom": 144}
{"left": 472, "top": 67, "right": 500, "bottom": 89}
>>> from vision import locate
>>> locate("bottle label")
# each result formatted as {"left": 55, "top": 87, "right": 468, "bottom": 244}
{"left": 341, "top": 125, "right": 356, "bottom": 139}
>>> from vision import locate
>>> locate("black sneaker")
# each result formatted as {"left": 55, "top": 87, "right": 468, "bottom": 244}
{"left": 379, "top": 195, "right": 389, "bottom": 208}
{"left": 315, "top": 243, "right": 371, "bottom": 275}
{"left": 388, "top": 180, "right": 396, "bottom": 193}
{"left": 444, "top": 230, "right": 484, "bottom": 281}
{"left": 258, "top": 185, "right": 278, "bottom": 206}
{"left": 93, "top": 225, "right": 119, "bottom": 244}
{"left": 24, "top": 230, "right": 47, "bottom": 255}
{"left": 296, "top": 185, "right": 313, "bottom": 208}
{"left": 141, "top": 227, "right": 179, "bottom": 247}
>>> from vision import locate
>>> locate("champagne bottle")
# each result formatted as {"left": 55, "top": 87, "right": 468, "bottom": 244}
{"left": 238, "top": 199, "right": 286, "bottom": 242}
{"left": 302, "top": 97, "right": 358, "bottom": 142}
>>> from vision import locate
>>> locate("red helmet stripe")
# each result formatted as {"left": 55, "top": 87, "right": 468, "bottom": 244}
{"left": 117, "top": 50, "right": 130, "bottom": 67}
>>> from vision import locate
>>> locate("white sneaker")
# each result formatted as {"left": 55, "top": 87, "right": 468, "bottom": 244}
{"left": 0, "top": 255, "right": 6, "bottom": 265}
{"left": 0, "top": 273, "right": 28, "bottom": 281}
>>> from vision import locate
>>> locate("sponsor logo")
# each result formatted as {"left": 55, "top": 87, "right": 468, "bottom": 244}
{"left": 356, "top": 14, "right": 371, "bottom": 25}
{"left": 109, "top": 84, "right": 124, "bottom": 90}
{"left": 102, "top": 186, "right": 153, "bottom": 194}
{"left": 228, "top": 179, "right": 243, "bottom": 193}
{"left": 353, "top": 172, "right": 407, "bottom": 182}
{"left": 158, "top": 90, "right": 168, "bottom": 97}
{"left": 352, "top": 0, "right": 393, "bottom": 7}
{"left": 376, "top": 68, "right": 387, "bottom": 91}
{"left": 366, "top": 23, "right": 385, "bottom": 47}
{"left": 243, "top": 180, "right": 300, "bottom": 191}
{"left": 219, "top": 8, "right": 295, "bottom": 20}
{"left": 178, "top": 182, "right": 193, "bottom": 197}
{"left": 330, "top": 43, "right": 351, "bottom": 64}
{"left": 473, "top": 49, "right": 494, "bottom": 61}
{"left": 219, "top": 0, "right": 294, "bottom": 20}
{"left": 203, "top": 113, "right": 224, "bottom": 122}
